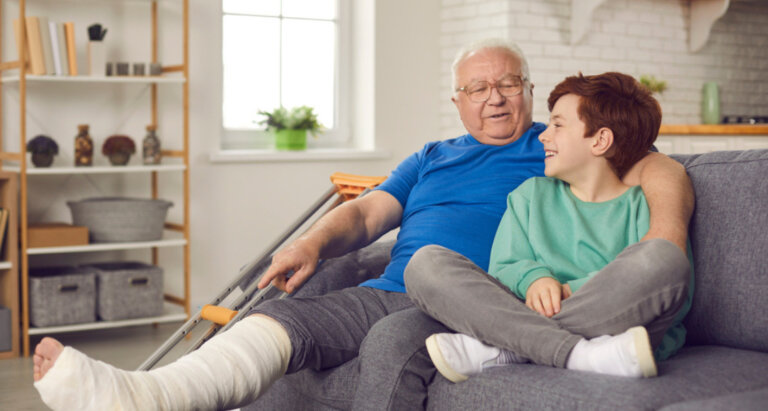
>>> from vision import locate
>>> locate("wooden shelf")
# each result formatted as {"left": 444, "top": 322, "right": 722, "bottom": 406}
{"left": 1, "top": 75, "right": 185, "bottom": 84}
{"left": 3, "top": 0, "right": 192, "bottom": 358}
{"left": 0, "top": 173, "right": 19, "bottom": 358}
{"left": 660, "top": 124, "right": 768, "bottom": 135}
{"left": 28, "top": 302, "right": 186, "bottom": 336}
{"left": 5, "top": 164, "right": 186, "bottom": 175}
{"left": 28, "top": 232, "right": 186, "bottom": 255}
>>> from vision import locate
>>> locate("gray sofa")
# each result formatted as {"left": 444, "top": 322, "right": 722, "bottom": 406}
{"left": 245, "top": 149, "right": 768, "bottom": 410}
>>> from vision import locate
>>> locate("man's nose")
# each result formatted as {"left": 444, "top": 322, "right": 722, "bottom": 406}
{"left": 486, "top": 85, "right": 506, "bottom": 105}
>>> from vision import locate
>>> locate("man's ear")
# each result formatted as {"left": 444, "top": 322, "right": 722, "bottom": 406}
{"left": 591, "top": 128, "right": 614, "bottom": 156}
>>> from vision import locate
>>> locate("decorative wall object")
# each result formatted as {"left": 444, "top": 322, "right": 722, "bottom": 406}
{"left": 102, "top": 135, "right": 135, "bottom": 165}
{"left": 26, "top": 135, "right": 58, "bottom": 167}
{"left": 701, "top": 82, "right": 721, "bottom": 124}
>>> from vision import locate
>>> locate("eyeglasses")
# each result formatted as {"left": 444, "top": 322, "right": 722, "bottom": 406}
{"left": 456, "top": 75, "right": 528, "bottom": 103}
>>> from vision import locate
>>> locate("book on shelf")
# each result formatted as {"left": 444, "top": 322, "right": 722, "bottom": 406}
{"left": 23, "top": 17, "right": 46, "bottom": 75}
{"left": 0, "top": 209, "right": 9, "bottom": 255}
{"left": 38, "top": 16, "right": 56, "bottom": 75}
{"left": 49, "top": 21, "right": 68, "bottom": 76}
{"left": 12, "top": 19, "right": 30, "bottom": 69}
{"left": 64, "top": 22, "right": 78, "bottom": 76}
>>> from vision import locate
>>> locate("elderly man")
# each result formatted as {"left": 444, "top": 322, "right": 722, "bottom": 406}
{"left": 32, "top": 39, "right": 692, "bottom": 411}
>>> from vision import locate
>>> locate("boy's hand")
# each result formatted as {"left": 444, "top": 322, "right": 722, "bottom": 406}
{"left": 525, "top": 277, "right": 563, "bottom": 318}
{"left": 562, "top": 283, "right": 572, "bottom": 299}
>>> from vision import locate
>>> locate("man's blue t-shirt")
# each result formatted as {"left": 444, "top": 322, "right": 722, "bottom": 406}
{"left": 360, "top": 122, "right": 546, "bottom": 292}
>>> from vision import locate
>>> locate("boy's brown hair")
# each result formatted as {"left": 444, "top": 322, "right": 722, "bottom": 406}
{"left": 547, "top": 72, "right": 661, "bottom": 178}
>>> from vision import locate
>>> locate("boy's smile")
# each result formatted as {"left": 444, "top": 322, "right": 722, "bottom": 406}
{"left": 539, "top": 94, "right": 595, "bottom": 183}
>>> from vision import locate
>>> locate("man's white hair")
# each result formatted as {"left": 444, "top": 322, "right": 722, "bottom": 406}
{"left": 451, "top": 38, "right": 530, "bottom": 93}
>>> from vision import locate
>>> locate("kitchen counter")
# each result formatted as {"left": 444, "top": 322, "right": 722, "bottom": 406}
{"left": 660, "top": 125, "right": 768, "bottom": 135}
{"left": 656, "top": 125, "right": 768, "bottom": 154}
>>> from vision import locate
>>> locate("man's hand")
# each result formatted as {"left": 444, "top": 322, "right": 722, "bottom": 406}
{"left": 623, "top": 152, "right": 694, "bottom": 253}
{"left": 258, "top": 239, "right": 320, "bottom": 293}
{"left": 525, "top": 277, "right": 563, "bottom": 317}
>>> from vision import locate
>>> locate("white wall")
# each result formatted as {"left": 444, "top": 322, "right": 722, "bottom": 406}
{"left": 16, "top": 0, "right": 767, "bottom": 307}
{"left": 186, "top": 0, "right": 442, "bottom": 305}
{"left": 439, "top": 0, "right": 768, "bottom": 138}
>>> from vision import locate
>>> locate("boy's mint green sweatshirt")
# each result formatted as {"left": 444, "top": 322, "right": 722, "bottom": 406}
{"left": 489, "top": 177, "right": 693, "bottom": 360}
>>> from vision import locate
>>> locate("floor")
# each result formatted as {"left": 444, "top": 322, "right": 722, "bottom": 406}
{"left": 0, "top": 321, "right": 205, "bottom": 410}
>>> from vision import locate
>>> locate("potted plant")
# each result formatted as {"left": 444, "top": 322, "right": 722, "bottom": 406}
{"left": 639, "top": 75, "right": 667, "bottom": 95}
{"left": 102, "top": 135, "right": 136, "bottom": 165}
{"left": 258, "top": 106, "right": 323, "bottom": 150}
{"left": 26, "top": 135, "right": 59, "bottom": 167}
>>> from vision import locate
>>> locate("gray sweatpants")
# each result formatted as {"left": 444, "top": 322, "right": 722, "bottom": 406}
{"left": 250, "top": 283, "right": 452, "bottom": 410}
{"left": 405, "top": 239, "right": 691, "bottom": 368}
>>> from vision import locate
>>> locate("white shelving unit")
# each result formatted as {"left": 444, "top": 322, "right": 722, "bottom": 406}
{"left": 27, "top": 232, "right": 187, "bottom": 255}
{"left": 1, "top": 75, "right": 186, "bottom": 84}
{"left": 1, "top": 0, "right": 191, "bottom": 357}
{"left": 28, "top": 302, "right": 187, "bottom": 335}
{"left": 5, "top": 164, "right": 186, "bottom": 174}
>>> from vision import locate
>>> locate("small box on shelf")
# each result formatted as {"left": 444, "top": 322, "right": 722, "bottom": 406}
{"left": 29, "top": 223, "right": 88, "bottom": 248}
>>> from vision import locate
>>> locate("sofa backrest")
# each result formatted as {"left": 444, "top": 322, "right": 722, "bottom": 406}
{"left": 671, "top": 149, "right": 768, "bottom": 352}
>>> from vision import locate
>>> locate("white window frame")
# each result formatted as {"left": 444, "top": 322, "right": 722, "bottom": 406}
{"left": 220, "top": 0, "right": 351, "bottom": 151}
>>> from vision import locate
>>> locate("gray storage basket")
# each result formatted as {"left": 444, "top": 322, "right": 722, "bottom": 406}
{"left": 88, "top": 261, "right": 164, "bottom": 321}
{"left": 29, "top": 266, "right": 97, "bottom": 327}
{"left": 67, "top": 197, "right": 172, "bottom": 243}
{"left": 0, "top": 305, "right": 10, "bottom": 351}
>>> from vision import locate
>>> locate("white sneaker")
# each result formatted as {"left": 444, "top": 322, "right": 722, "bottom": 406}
{"left": 566, "top": 326, "right": 658, "bottom": 378}
{"left": 425, "top": 333, "right": 527, "bottom": 383}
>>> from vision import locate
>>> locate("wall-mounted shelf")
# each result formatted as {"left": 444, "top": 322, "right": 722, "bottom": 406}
{"left": 660, "top": 124, "right": 768, "bottom": 136}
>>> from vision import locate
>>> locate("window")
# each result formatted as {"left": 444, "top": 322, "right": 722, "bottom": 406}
{"left": 221, "top": 0, "right": 348, "bottom": 150}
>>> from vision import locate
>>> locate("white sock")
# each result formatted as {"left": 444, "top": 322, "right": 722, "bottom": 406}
{"left": 34, "top": 315, "right": 291, "bottom": 410}
{"left": 565, "top": 326, "right": 657, "bottom": 378}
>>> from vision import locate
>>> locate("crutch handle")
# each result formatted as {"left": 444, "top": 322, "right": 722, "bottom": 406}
{"left": 330, "top": 172, "right": 387, "bottom": 202}
{"left": 201, "top": 305, "right": 238, "bottom": 326}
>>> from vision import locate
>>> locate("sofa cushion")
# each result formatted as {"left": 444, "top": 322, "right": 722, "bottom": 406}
{"left": 427, "top": 345, "right": 768, "bottom": 410}
{"left": 247, "top": 358, "right": 358, "bottom": 410}
{"left": 670, "top": 150, "right": 768, "bottom": 352}
{"left": 660, "top": 387, "right": 768, "bottom": 411}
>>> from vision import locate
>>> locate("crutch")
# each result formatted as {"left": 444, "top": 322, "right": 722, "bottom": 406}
{"left": 137, "top": 172, "right": 387, "bottom": 371}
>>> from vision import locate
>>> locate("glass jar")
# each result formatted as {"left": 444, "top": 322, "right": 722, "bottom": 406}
{"left": 74, "top": 124, "right": 93, "bottom": 166}
{"left": 143, "top": 125, "right": 162, "bottom": 165}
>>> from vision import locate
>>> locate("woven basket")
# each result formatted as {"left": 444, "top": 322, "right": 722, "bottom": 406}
{"left": 86, "top": 261, "right": 164, "bottom": 321}
{"left": 67, "top": 197, "right": 172, "bottom": 243}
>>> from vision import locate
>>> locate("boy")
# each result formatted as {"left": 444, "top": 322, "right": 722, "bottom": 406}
{"left": 405, "top": 72, "right": 693, "bottom": 382}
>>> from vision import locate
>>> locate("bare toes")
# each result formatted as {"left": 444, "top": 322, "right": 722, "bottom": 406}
{"left": 33, "top": 338, "right": 65, "bottom": 382}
